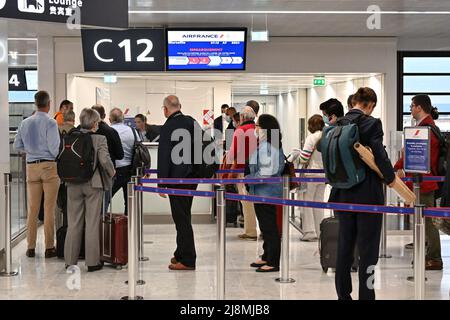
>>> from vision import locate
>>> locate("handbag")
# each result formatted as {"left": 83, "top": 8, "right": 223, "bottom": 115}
{"left": 282, "top": 156, "right": 300, "bottom": 191}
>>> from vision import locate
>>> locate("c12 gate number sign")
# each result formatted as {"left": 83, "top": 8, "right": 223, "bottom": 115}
{"left": 404, "top": 126, "right": 431, "bottom": 174}
{"left": 0, "top": 0, "right": 128, "bottom": 28}
{"left": 81, "top": 29, "right": 166, "bottom": 72}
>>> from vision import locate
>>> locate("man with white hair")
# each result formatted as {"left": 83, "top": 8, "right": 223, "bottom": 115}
{"left": 227, "top": 106, "right": 258, "bottom": 241}
{"left": 110, "top": 107, "right": 140, "bottom": 215}
{"left": 158, "top": 95, "right": 199, "bottom": 271}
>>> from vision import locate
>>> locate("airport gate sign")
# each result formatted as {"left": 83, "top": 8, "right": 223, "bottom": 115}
{"left": 404, "top": 126, "right": 431, "bottom": 174}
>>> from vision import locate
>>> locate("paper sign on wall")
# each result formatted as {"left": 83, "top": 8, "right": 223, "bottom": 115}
{"left": 203, "top": 110, "right": 214, "bottom": 125}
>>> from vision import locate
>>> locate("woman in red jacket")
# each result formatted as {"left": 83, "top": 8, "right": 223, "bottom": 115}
{"left": 394, "top": 94, "right": 442, "bottom": 270}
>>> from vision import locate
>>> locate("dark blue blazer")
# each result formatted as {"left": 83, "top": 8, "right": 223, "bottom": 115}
{"left": 329, "top": 109, "right": 395, "bottom": 206}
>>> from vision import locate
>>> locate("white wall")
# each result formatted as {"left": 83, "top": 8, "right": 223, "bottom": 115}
{"left": 307, "top": 75, "right": 384, "bottom": 123}
{"left": 232, "top": 95, "right": 278, "bottom": 115}
{"left": 67, "top": 77, "right": 227, "bottom": 126}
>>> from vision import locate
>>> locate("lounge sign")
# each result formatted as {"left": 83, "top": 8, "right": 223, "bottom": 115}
{"left": 0, "top": 0, "right": 128, "bottom": 29}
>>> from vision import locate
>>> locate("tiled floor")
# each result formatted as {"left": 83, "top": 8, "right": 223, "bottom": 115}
{"left": 1, "top": 224, "right": 449, "bottom": 300}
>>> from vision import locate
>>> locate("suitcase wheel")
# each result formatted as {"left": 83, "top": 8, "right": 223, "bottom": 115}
{"left": 115, "top": 265, "right": 123, "bottom": 270}
{"left": 322, "top": 267, "right": 328, "bottom": 273}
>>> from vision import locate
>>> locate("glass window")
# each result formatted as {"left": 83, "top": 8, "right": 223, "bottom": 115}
{"left": 404, "top": 57, "right": 450, "bottom": 74}
{"left": 404, "top": 76, "right": 450, "bottom": 93}
{"left": 403, "top": 95, "right": 450, "bottom": 113}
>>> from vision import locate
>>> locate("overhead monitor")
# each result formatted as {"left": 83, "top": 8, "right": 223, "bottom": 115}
{"left": 166, "top": 28, "right": 247, "bottom": 71}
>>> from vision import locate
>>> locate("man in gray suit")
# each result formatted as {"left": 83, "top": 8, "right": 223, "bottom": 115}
{"left": 64, "top": 108, "right": 115, "bottom": 272}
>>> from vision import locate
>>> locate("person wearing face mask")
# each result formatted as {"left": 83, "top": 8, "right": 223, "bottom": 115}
{"left": 319, "top": 98, "right": 344, "bottom": 126}
{"left": 331, "top": 87, "right": 396, "bottom": 300}
{"left": 64, "top": 108, "right": 115, "bottom": 272}
{"left": 394, "top": 95, "right": 442, "bottom": 271}
{"left": 246, "top": 114, "right": 285, "bottom": 272}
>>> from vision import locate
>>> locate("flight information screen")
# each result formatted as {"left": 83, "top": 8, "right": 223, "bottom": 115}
{"left": 166, "top": 29, "right": 247, "bottom": 71}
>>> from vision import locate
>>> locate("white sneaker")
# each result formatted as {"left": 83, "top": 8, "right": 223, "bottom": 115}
{"left": 300, "top": 232, "right": 318, "bottom": 242}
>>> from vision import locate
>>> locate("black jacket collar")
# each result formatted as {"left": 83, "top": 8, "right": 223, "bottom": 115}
{"left": 241, "top": 120, "right": 255, "bottom": 126}
{"left": 168, "top": 110, "right": 182, "bottom": 120}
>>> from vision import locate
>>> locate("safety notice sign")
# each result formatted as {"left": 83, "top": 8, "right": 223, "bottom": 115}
{"left": 404, "top": 126, "right": 431, "bottom": 174}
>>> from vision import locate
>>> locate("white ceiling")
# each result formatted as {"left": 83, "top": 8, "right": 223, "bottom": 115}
{"left": 73, "top": 72, "right": 378, "bottom": 96}
{"left": 3, "top": 0, "right": 450, "bottom": 38}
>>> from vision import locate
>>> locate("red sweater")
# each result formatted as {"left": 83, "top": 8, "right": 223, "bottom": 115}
{"left": 394, "top": 115, "right": 440, "bottom": 194}
{"left": 227, "top": 121, "right": 257, "bottom": 169}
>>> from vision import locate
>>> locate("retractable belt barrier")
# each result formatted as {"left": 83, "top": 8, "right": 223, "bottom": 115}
{"left": 134, "top": 184, "right": 450, "bottom": 219}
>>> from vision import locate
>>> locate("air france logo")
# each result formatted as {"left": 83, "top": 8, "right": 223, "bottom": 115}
{"left": 0, "top": 0, "right": 6, "bottom": 10}
{"left": 182, "top": 34, "right": 224, "bottom": 39}
{"left": 18, "top": 0, "right": 45, "bottom": 14}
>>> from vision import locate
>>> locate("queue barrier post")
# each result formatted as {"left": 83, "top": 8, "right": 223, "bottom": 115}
{"left": 121, "top": 180, "right": 143, "bottom": 300}
{"left": 414, "top": 204, "right": 426, "bottom": 300}
{"left": 0, "top": 173, "right": 18, "bottom": 277}
{"left": 276, "top": 175, "right": 295, "bottom": 284}
{"left": 379, "top": 185, "right": 391, "bottom": 259}
{"left": 136, "top": 168, "right": 149, "bottom": 262}
{"left": 216, "top": 188, "right": 226, "bottom": 300}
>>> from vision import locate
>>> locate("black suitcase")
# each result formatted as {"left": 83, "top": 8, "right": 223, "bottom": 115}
{"left": 319, "top": 216, "right": 358, "bottom": 273}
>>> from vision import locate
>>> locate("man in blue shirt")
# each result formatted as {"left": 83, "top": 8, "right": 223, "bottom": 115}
{"left": 14, "top": 91, "right": 61, "bottom": 259}
{"left": 110, "top": 108, "right": 140, "bottom": 215}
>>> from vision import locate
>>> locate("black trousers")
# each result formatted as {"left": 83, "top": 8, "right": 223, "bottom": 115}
{"left": 335, "top": 211, "right": 382, "bottom": 300}
{"left": 112, "top": 165, "right": 132, "bottom": 215}
{"left": 168, "top": 184, "right": 198, "bottom": 268}
{"left": 254, "top": 203, "right": 281, "bottom": 268}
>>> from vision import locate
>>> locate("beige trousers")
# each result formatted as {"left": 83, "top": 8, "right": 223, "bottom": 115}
{"left": 26, "top": 162, "right": 60, "bottom": 250}
{"left": 236, "top": 179, "right": 257, "bottom": 237}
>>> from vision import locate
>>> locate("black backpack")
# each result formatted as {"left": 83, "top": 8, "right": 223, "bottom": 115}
{"left": 57, "top": 128, "right": 95, "bottom": 183}
{"left": 131, "top": 128, "right": 151, "bottom": 173}
{"left": 427, "top": 124, "right": 449, "bottom": 198}
{"left": 186, "top": 116, "right": 219, "bottom": 178}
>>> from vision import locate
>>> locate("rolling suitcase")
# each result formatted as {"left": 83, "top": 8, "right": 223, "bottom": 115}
{"left": 100, "top": 192, "right": 128, "bottom": 268}
{"left": 319, "top": 216, "right": 358, "bottom": 273}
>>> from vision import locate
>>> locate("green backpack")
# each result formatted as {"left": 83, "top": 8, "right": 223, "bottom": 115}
{"left": 319, "top": 114, "right": 366, "bottom": 189}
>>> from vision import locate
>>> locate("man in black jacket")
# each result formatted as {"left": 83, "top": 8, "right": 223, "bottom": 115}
{"left": 330, "top": 88, "right": 395, "bottom": 300}
{"left": 158, "top": 95, "right": 199, "bottom": 271}
{"left": 92, "top": 105, "right": 124, "bottom": 166}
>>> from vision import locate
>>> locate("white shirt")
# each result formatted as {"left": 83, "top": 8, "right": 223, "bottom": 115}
{"left": 289, "top": 130, "right": 324, "bottom": 176}
{"left": 111, "top": 122, "right": 140, "bottom": 168}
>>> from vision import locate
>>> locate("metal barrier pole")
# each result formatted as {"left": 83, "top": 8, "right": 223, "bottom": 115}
{"left": 276, "top": 175, "right": 295, "bottom": 284}
{"left": 136, "top": 168, "right": 149, "bottom": 262}
{"left": 379, "top": 185, "right": 392, "bottom": 259}
{"left": 121, "top": 181, "right": 143, "bottom": 300}
{"left": 216, "top": 188, "right": 226, "bottom": 300}
{"left": 414, "top": 204, "right": 426, "bottom": 300}
{"left": 0, "top": 173, "right": 18, "bottom": 277}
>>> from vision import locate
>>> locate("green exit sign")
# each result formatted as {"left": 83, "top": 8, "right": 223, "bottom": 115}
{"left": 313, "top": 78, "right": 326, "bottom": 86}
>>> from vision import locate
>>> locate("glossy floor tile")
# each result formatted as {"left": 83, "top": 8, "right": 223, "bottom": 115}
{"left": 1, "top": 224, "right": 449, "bottom": 300}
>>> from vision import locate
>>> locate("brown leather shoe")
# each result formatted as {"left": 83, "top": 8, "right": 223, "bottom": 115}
{"left": 26, "top": 249, "right": 35, "bottom": 258}
{"left": 170, "top": 257, "right": 178, "bottom": 264}
{"left": 425, "top": 260, "right": 443, "bottom": 271}
{"left": 168, "top": 262, "right": 195, "bottom": 271}
{"left": 45, "top": 248, "right": 57, "bottom": 258}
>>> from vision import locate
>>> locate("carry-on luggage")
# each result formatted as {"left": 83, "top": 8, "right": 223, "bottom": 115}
{"left": 100, "top": 192, "right": 128, "bottom": 268}
{"left": 319, "top": 216, "right": 358, "bottom": 273}
{"left": 56, "top": 183, "right": 85, "bottom": 259}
